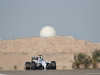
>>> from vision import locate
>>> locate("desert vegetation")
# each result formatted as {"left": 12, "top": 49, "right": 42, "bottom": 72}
{"left": 14, "top": 65, "right": 18, "bottom": 70}
{"left": 0, "top": 67, "right": 2, "bottom": 70}
{"left": 72, "top": 49, "right": 100, "bottom": 69}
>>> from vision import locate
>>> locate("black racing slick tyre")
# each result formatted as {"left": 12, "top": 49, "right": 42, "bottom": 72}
{"left": 25, "top": 62, "right": 31, "bottom": 70}
{"left": 31, "top": 61, "right": 36, "bottom": 70}
{"left": 51, "top": 61, "right": 56, "bottom": 70}
{"left": 46, "top": 63, "right": 51, "bottom": 69}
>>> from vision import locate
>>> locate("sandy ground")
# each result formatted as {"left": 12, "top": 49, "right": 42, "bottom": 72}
{"left": 0, "top": 36, "right": 100, "bottom": 70}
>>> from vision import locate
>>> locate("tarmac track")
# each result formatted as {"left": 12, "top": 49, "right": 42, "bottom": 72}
{"left": 0, "top": 69, "right": 100, "bottom": 75}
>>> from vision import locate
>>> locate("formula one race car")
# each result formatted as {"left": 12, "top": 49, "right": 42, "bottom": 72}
{"left": 25, "top": 55, "right": 56, "bottom": 70}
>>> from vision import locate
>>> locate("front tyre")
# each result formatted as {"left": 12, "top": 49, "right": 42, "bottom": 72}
{"left": 51, "top": 61, "right": 56, "bottom": 70}
{"left": 25, "top": 62, "right": 31, "bottom": 70}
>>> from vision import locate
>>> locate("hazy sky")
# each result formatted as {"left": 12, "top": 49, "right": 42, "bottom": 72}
{"left": 0, "top": 0, "right": 100, "bottom": 42}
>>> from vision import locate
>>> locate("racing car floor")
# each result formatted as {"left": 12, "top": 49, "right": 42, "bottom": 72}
{"left": 0, "top": 69, "right": 100, "bottom": 75}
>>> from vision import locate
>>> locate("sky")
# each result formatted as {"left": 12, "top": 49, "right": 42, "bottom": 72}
{"left": 0, "top": 0, "right": 100, "bottom": 42}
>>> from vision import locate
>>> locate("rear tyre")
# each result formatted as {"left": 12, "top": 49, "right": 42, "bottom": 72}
{"left": 31, "top": 61, "right": 36, "bottom": 70}
{"left": 51, "top": 61, "right": 56, "bottom": 70}
{"left": 25, "top": 62, "right": 31, "bottom": 70}
{"left": 39, "top": 66, "right": 44, "bottom": 70}
{"left": 46, "top": 63, "right": 51, "bottom": 69}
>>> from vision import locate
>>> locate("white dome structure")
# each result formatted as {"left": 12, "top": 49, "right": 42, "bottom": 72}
{"left": 40, "top": 26, "right": 56, "bottom": 37}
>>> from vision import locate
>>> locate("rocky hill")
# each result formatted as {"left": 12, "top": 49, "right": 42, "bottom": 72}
{"left": 0, "top": 36, "right": 100, "bottom": 70}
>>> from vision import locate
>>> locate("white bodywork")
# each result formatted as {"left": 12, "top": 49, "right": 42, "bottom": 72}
{"left": 42, "top": 61, "right": 46, "bottom": 70}
{"left": 33, "top": 55, "right": 50, "bottom": 70}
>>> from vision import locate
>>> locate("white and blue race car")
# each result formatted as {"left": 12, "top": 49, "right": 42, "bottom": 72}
{"left": 25, "top": 55, "right": 56, "bottom": 70}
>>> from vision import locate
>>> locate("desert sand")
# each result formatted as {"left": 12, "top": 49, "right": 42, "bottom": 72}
{"left": 0, "top": 36, "right": 100, "bottom": 70}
